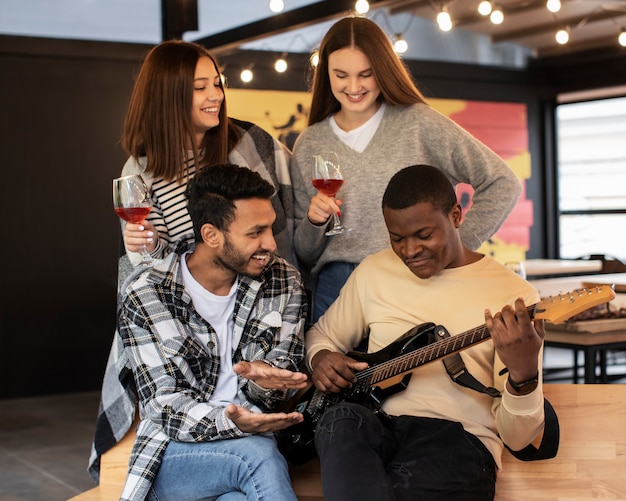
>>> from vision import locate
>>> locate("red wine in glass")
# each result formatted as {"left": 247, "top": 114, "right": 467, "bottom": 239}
{"left": 312, "top": 152, "right": 346, "bottom": 236}
{"left": 312, "top": 178, "right": 344, "bottom": 197}
{"left": 113, "top": 174, "right": 155, "bottom": 265}
{"left": 114, "top": 206, "right": 151, "bottom": 224}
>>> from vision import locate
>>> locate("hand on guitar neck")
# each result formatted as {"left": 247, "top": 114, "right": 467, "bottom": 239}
{"left": 485, "top": 297, "right": 544, "bottom": 393}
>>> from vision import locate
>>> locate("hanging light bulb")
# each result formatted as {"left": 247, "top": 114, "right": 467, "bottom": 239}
{"left": 619, "top": 30, "right": 626, "bottom": 47}
{"left": 555, "top": 28, "right": 569, "bottom": 45}
{"left": 478, "top": 1, "right": 492, "bottom": 16}
{"left": 490, "top": 8, "right": 504, "bottom": 25}
{"left": 546, "top": 0, "right": 561, "bottom": 13}
{"left": 310, "top": 50, "right": 319, "bottom": 68}
{"left": 393, "top": 35, "right": 408, "bottom": 55}
{"left": 274, "top": 57, "right": 288, "bottom": 73}
{"left": 269, "top": 0, "right": 284, "bottom": 13}
{"left": 355, "top": 0, "right": 369, "bottom": 14}
{"left": 240, "top": 68, "right": 253, "bottom": 83}
{"left": 436, "top": 8, "right": 453, "bottom": 32}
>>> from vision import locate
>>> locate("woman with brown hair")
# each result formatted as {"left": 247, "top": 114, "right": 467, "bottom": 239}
{"left": 291, "top": 16, "right": 522, "bottom": 322}
{"left": 89, "top": 40, "right": 298, "bottom": 487}
{"left": 120, "top": 39, "right": 295, "bottom": 267}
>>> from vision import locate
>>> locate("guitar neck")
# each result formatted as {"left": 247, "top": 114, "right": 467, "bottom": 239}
{"left": 361, "top": 305, "right": 538, "bottom": 386}
{"left": 353, "top": 285, "right": 615, "bottom": 388}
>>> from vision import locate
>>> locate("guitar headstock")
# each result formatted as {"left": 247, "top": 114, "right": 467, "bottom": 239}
{"left": 534, "top": 285, "right": 616, "bottom": 324}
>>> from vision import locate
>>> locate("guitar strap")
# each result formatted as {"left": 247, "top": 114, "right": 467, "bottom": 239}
{"left": 442, "top": 353, "right": 501, "bottom": 397}
{"left": 442, "top": 351, "right": 560, "bottom": 461}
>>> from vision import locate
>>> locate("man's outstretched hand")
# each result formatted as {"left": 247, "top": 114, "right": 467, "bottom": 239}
{"left": 225, "top": 404, "right": 304, "bottom": 433}
{"left": 233, "top": 361, "right": 308, "bottom": 390}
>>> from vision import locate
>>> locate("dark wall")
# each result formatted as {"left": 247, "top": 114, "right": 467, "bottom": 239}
{"left": 0, "top": 36, "right": 152, "bottom": 398}
{"left": 1, "top": 37, "right": 624, "bottom": 399}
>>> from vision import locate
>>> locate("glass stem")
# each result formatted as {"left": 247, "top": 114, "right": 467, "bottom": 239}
{"left": 139, "top": 245, "right": 153, "bottom": 264}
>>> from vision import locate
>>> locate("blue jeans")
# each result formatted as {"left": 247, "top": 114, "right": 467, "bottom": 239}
{"left": 148, "top": 435, "right": 297, "bottom": 501}
{"left": 313, "top": 261, "right": 358, "bottom": 323}
{"left": 315, "top": 403, "right": 496, "bottom": 501}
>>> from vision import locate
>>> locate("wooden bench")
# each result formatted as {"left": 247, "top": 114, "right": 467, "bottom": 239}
{"left": 69, "top": 384, "right": 626, "bottom": 501}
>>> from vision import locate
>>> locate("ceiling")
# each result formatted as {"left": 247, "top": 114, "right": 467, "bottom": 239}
{"left": 197, "top": 0, "right": 626, "bottom": 61}
{"left": 388, "top": 0, "right": 626, "bottom": 58}
{"left": 1, "top": 0, "right": 624, "bottom": 65}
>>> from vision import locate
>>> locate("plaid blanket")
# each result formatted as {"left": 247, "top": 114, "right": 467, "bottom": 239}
{"left": 88, "top": 255, "right": 139, "bottom": 482}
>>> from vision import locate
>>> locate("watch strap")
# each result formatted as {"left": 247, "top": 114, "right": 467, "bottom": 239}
{"left": 508, "top": 372, "right": 539, "bottom": 394}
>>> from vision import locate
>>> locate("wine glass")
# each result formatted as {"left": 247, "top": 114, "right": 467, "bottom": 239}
{"left": 312, "top": 152, "right": 346, "bottom": 236}
{"left": 113, "top": 174, "right": 154, "bottom": 265}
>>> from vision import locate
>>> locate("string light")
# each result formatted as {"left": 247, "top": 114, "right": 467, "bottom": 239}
{"left": 490, "top": 7, "right": 504, "bottom": 25}
{"left": 355, "top": 0, "right": 369, "bottom": 14}
{"left": 274, "top": 56, "right": 288, "bottom": 73}
{"left": 436, "top": 7, "right": 453, "bottom": 32}
{"left": 478, "top": 1, "right": 492, "bottom": 16}
{"left": 393, "top": 34, "right": 408, "bottom": 54}
{"left": 240, "top": 68, "right": 253, "bottom": 83}
{"left": 310, "top": 50, "right": 319, "bottom": 68}
{"left": 237, "top": 2, "right": 626, "bottom": 79}
{"left": 269, "top": 0, "right": 284, "bottom": 13}
{"left": 546, "top": 0, "right": 561, "bottom": 13}
{"left": 555, "top": 27, "right": 569, "bottom": 45}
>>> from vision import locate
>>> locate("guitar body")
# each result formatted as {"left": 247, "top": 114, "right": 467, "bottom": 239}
{"left": 276, "top": 322, "right": 439, "bottom": 464}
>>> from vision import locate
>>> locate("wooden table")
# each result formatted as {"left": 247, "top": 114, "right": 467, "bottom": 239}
{"left": 530, "top": 273, "right": 626, "bottom": 384}
{"left": 70, "top": 385, "right": 626, "bottom": 501}
{"left": 495, "top": 384, "right": 626, "bottom": 501}
{"left": 524, "top": 258, "right": 602, "bottom": 277}
{"left": 544, "top": 328, "right": 626, "bottom": 383}
{"left": 529, "top": 272, "right": 626, "bottom": 297}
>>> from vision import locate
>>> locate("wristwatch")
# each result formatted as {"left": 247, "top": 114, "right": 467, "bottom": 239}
{"left": 507, "top": 372, "right": 539, "bottom": 395}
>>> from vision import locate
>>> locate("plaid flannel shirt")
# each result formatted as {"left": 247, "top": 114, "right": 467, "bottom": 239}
{"left": 113, "top": 242, "right": 306, "bottom": 501}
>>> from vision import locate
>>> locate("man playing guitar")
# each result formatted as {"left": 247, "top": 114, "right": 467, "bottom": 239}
{"left": 306, "top": 164, "right": 545, "bottom": 501}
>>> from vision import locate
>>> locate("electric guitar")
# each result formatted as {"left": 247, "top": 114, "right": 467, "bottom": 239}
{"left": 276, "top": 286, "right": 615, "bottom": 464}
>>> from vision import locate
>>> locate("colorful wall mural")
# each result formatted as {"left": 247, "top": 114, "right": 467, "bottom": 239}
{"left": 227, "top": 88, "right": 532, "bottom": 263}
{"left": 429, "top": 99, "right": 532, "bottom": 263}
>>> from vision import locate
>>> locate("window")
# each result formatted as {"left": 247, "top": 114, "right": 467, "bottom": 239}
{"left": 556, "top": 94, "right": 626, "bottom": 261}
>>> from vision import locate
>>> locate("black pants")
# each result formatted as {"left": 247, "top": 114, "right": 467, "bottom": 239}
{"left": 315, "top": 402, "right": 496, "bottom": 501}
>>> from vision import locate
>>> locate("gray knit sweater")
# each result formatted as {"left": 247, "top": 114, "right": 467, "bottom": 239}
{"left": 291, "top": 103, "right": 522, "bottom": 278}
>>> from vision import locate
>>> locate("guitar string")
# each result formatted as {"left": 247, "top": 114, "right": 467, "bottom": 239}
{"left": 355, "top": 305, "right": 539, "bottom": 385}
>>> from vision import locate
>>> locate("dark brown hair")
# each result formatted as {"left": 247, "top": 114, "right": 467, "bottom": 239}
{"left": 122, "top": 40, "right": 241, "bottom": 182}
{"left": 308, "top": 16, "right": 427, "bottom": 126}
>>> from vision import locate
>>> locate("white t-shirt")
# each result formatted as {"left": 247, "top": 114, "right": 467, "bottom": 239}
{"left": 181, "top": 253, "right": 241, "bottom": 407}
{"left": 329, "top": 102, "right": 386, "bottom": 153}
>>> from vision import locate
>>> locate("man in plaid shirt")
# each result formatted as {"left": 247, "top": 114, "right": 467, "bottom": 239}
{"left": 117, "top": 164, "right": 308, "bottom": 501}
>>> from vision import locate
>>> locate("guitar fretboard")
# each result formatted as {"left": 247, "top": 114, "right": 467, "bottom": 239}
{"left": 360, "top": 305, "right": 538, "bottom": 385}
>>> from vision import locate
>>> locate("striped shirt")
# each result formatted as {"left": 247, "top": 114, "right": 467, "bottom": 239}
{"left": 121, "top": 119, "right": 296, "bottom": 267}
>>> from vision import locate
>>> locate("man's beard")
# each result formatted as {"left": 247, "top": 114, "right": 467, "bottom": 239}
{"left": 215, "top": 234, "right": 270, "bottom": 279}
